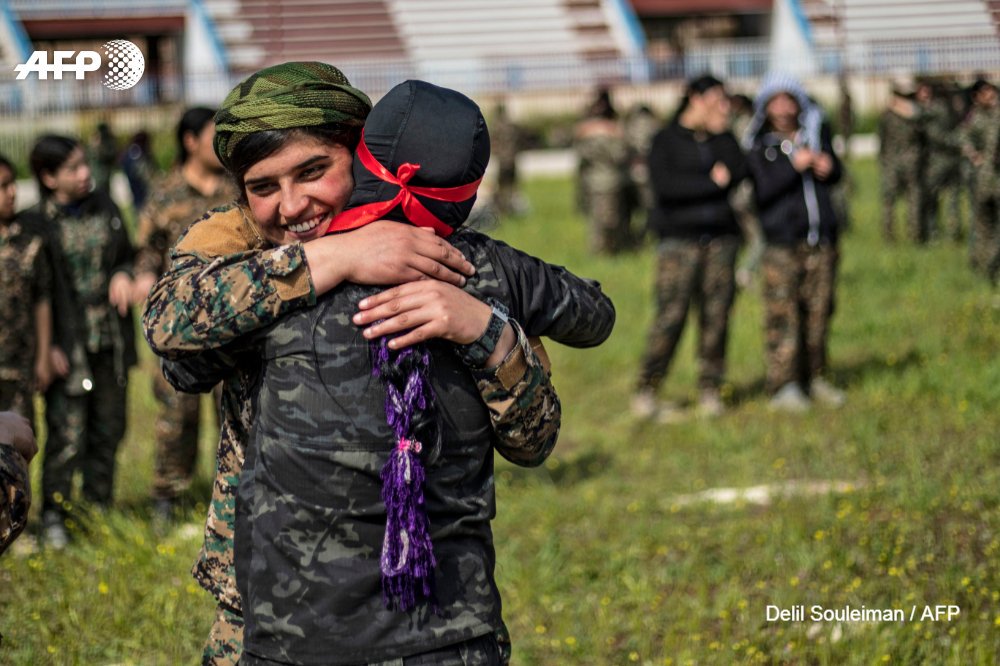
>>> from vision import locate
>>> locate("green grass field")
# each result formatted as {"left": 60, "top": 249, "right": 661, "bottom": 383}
{"left": 1, "top": 159, "right": 999, "bottom": 664}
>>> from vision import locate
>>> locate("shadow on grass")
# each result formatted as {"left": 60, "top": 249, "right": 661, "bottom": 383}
{"left": 727, "top": 348, "right": 923, "bottom": 406}
{"left": 500, "top": 448, "right": 615, "bottom": 488}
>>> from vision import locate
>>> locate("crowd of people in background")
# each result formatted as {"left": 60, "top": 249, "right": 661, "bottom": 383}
{"left": 568, "top": 73, "right": 999, "bottom": 422}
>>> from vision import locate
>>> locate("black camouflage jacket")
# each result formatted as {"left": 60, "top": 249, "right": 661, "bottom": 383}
{"left": 169, "top": 229, "right": 614, "bottom": 664}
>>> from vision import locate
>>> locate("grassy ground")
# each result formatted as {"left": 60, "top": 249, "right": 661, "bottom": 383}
{"left": 1, "top": 159, "right": 998, "bottom": 664}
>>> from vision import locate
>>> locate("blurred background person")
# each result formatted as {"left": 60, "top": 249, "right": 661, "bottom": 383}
{"left": 574, "top": 87, "right": 635, "bottom": 254}
{"left": 960, "top": 78, "right": 1000, "bottom": 283}
{"left": 89, "top": 121, "right": 118, "bottom": 199}
{"left": 745, "top": 72, "right": 845, "bottom": 412}
{"left": 490, "top": 101, "right": 527, "bottom": 218}
{"left": 878, "top": 77, "right": 923, "bottom": 243}
{"left": 132, "top": 107, "right": 235, "bottom": 520}
{"left": 0, "top": 154, "right": 53, "bottom": 421}
{"left": 0, "top": 411, "right": 36, "bottom": 555}
{"left": 121, "top": 130, "right": 157, "bottom": 212}
{"left": 624, "top": 103, "right": 660, "bottom": 228}
{"left": 22, "top": 135, "right": 137, "bottom": 548}
{"left": 916, "top": 78, "right": 964, "bottom": 242}
{"left": 633, "top": 75, "right": 747, "bottom": 422}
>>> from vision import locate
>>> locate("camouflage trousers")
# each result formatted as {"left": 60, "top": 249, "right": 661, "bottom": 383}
{"left": 0, "top": 379, "right": 33, "bottom": 421}
{"left": 42, "top": 351, "right": 126, "bottom": 515}
{"left": 923, "top": 157, "right": 964, "bottom": 240}
{"left": 970, "top": 196, "right": 1000, "bottom": 284}
{"left": 203, "top": 604, "right": 244, "bottom": 666}
{"left": 494, "top": 165, "right": 518, "bottom": 217}
{"left": 762, "top": 243, "right": 839, "bottom": 394}
{"left": 881, "top": 160, "right": 925, "bottom": 242}
{"left": 202, "top": 606, "right": 513, "bottom": 665}
{"left": 587, "top": 188, "right": 634, "bottom": 255}
{"left": 637, "top": 236, "right": 740, "bottom": 392}
{"left": 151, "top": 371, "right": 216, "bottom": 500}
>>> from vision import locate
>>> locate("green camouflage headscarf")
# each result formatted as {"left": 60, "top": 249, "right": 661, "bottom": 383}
{"left": 213, "top": 61, "right": 372, "bottom": 170}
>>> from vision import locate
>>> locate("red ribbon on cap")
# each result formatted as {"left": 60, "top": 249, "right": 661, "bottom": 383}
{"left": 325, "top": 129, "right": 482, "bottom": 237}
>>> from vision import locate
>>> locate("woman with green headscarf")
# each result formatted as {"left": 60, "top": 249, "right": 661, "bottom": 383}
{"left": 143, "top": 62, "right": 562, "bottom": 665}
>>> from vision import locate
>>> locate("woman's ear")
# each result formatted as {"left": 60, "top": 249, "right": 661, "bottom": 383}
{"left": 39, "top": 170, "right": 58, "bottom": 192}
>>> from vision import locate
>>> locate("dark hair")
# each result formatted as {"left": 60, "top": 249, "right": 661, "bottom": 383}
{"left": 29, "top": 134, "right": 82, "bottom": 195}
{"left": 229, "top": 123, "right": 363, "bottom": 199}
{"left": 0, "top": 154, "right": 14, "bottom": 176}
{"left": 970, "top": 78, "right": 995, "bottom": 96}
{"left": 674, "top": 74, "right": 725, "bottom": 121}
{"left": 176, "top": 107, "right": 217, "bottom": 165}
{"left": 588, "top": 87, "right": 617, "bottom": 120}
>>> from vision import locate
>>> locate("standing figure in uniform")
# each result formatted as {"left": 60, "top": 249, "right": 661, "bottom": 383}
{"left": 960, "top": 79, "right": 1000, "bottom": 283}
{"left": 133, "top": 108, "right": 237, "bottom": 519}
{"left": 22, "top": 135, "right": 137, "bottom": 548}
{"left": 574, "top": 88, "right": 634, "bottom": 254}
{"left": 490, "top": 102, "right": 525, "bottom": 217}
{"left": 878, "top": 79, "right": 924, "bottom": 243}
{"left": 916, "top": 79, "right": 964, "bottom": 241}
{"left": 0, "top": 155, "right": 53, "bottom": 420}
{"left": 745, "top": 73, "right": 846, "bottom": 412}
{"left": 633, "top": 76, "right": 747, "bottom": 422}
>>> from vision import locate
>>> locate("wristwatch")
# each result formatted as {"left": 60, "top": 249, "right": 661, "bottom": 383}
{"left": 456, "top": 299, "right": 509, "bottom": 367}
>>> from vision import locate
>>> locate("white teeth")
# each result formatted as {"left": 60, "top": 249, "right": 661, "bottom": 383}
{"left": 286, "top": 213, "right": 329, "bottom": 234}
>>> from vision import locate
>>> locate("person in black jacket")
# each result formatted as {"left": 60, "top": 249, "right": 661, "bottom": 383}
{"left": 633, "top": 75, "right": 747, "bottom": 421}
{"left": 744, "top": 72, "right": 846, "bottom": 411}
{"left": 22, "top": 135, "right": 137, "bottom": 548}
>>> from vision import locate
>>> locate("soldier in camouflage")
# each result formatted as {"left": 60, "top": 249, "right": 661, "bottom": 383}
{"left": 0, "top": 411, "right": 35, "bottom": 556}
{"left": 878, "top": 80, "right": 925, "bottom": 243}
{"left": 960, "top": 79, "right": 1000, "bottom": 283}
{"left": 142, "top": 62, "right": 590, "bottom": 665}
{"left": 21, "top": 136, "right": 137, "bottom": 548}
{"left": 916, "top": 80, "right": 964, "bottom": 241}
{"left": 490, "top": 102, "right": 524, "bottom": 217}
{"left": 0, "top": 155, "right": 54, "bottom": 420}
{"left": 574, "top": 89, "right": 634, "bottom": 254}
{"left": 162, "top": 79, "right": 613, "bottom": 665}
{"left": 133, "top": 108, "right": 237, "bottom": 516}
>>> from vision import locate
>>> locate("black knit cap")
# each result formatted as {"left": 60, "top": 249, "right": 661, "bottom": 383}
{"left": 346, "top": 80, "right": 490, "bottom": 231}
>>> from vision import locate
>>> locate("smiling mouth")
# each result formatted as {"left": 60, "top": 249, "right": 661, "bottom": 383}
{"left": 285, "top": 212, "right": 331, "bottom": 234}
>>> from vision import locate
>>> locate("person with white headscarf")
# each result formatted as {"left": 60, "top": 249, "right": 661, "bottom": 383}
{"left": 744, "top": 72, "right": 846, "bottom": 412}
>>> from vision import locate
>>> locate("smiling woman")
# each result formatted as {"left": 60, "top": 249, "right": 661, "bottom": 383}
{"left": 239, "top": 134, "right": 354, "bottom": 244}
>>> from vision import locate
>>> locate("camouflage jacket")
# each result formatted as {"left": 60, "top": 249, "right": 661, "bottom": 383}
{"left": 961, "top": 106, "right": 1000, "bottom": 198}
{"left": 574, "top": 117, "right": 631, "bottom": 193}
{"left": 920, "top": 99, "right": 960, "bottom": 159}
{"left": 877, "top": 108, "right": 924, "bottom": 167}
{"left": 134, "top": 169, "right": 238, "bottom": 278}
{"left": 195, "top": 230, "right": 614, "bottom": 664}
{"left": 0, "top": 217, "right": 52, "bottom": 382}
{"left": 20, "top": 193, "right": 137, "bottom": 382}
{"left": 0, "top": 443, "right": 29, "bottom": 556}
{"left": 144, "top": 206, "right": 611, "bottom": 611}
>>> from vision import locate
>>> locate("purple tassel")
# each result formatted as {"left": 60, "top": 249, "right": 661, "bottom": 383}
{"left": 380, "top": 437, "right": 436, "bottom": 610}
{"left": 370, "top": 333, "right": 437, "bottom": 611}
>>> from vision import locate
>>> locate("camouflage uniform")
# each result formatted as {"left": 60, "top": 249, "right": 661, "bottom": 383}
{"left": 961, "top": 105, "right": 1000, "bottom": 282}
{"left": 574, "top": 117, "right": 634, "bottom": 254}
{"left": 143, "top": 206, "right": 593, "bottom": 665}
{"left": 489, "top": 114, "right": 522, "bottom": 217}
{"left": 0, "top": 443, "right": 30, "bottom": 555}
{"left": 878, "top": 106, "right": 925, "bottom": 242}
{"left": 161, "top": 229, "right": 612, "bottom": 664}
{"left": 624, "top": 106, "right": 661, "bottom": 214}
{"left": 21, "top": 193, "right": 136, "bottom": 516}
{"left": 0, "top": 217, "right": 52, "bottom": 420}
{"left": 637, "top": 237, "right": 740, "bottom": 392}
{"left": 135, "top": 169, "right": 236, "bottom": 501}
{"left": 762, "top": 244, "right": 838, "bottom": 393}
{"left": 920, "top": 98, "right": 963, "bottom": 240}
